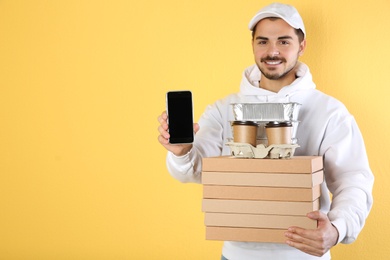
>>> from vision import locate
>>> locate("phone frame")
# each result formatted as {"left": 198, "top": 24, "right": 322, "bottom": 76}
{"left": 166, "top": 90, "right": 194, "bottom": 144}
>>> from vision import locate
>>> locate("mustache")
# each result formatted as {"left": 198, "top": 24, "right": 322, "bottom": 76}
{"left": 261, "top": 56, "right": 286, "bottom": 62}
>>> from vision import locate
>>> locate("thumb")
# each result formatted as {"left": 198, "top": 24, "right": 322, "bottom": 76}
{"left": 307, "top": 211, "right": 322, "bottom": 220}
{"left": 307, "top": 211, "right": 330, "bottom": 228}
{"left": 193, "top": 123, "right": 200, "bottom": 134}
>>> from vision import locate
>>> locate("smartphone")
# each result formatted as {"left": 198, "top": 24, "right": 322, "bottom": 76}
{"left": 166, "top": 91, "right": 194, "bottom": 144}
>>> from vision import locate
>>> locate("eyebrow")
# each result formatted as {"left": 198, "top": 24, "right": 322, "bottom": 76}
{"left": 255, "top": 35, "right": 294, "bottom": 40}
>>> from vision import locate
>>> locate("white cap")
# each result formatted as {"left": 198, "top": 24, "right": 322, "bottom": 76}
{"left": 248, "top": 3, "right": 306, "bottom": 38}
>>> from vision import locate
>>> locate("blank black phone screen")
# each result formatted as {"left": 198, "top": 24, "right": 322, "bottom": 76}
{"left": 166, "top": 91, "right": 194, "bottom": 144}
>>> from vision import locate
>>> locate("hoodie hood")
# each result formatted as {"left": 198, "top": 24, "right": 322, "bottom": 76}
{"left": 239, "top": 61, "right": 316, "bottom": 102}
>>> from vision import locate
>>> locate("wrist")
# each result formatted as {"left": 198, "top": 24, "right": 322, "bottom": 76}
{"left": 172, "top": 146, "right": 193, "bottom": 157}
{"left": 331, "top": 224, "right": 339, "bottom": 246}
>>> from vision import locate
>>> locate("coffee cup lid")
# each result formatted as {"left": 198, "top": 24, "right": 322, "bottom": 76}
{"left": 265, "top": 121, "right": 292, "bottom": 128}
{"left": 232, "top": 120, "right": 258, "bottom": 126}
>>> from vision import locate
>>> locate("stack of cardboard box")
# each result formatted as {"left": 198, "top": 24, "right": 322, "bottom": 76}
{"left": 201, "top": 156, "right": 323, "bottom": 243}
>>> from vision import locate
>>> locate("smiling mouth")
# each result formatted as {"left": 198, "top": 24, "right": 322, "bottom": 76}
{"left": 261, "top": 57, "right": 285, "bottom": 65}
{"left": 265, "top": 60, "right": 282, "bottom": 65}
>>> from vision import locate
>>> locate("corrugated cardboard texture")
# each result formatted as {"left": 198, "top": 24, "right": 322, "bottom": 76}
{"left": 202, "top": 156, "right": 323, "bottom": 173}
{"left": 203, "top": 185, "right": 321, "bottom": 202}
{"left": 202, "top": 170, "right": 324, "bottom": 188}
{"left": 204, "top": 212, "right": 317, "bottom": 229}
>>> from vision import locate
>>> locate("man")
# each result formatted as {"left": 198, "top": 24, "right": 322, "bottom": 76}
{"left": 157, "top": 3, "right": 374, "bottom": 259}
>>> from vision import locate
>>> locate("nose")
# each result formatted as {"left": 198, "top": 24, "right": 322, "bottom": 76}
{"left": 267, "top": 44, "right": 280, "bottom": 57}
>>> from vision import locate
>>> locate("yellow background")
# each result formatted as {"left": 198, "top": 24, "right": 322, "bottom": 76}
{"left": 0, "top": 0, "right": 388, "bottom": 259}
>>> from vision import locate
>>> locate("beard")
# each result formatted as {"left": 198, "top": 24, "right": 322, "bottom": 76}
{"left": 258, "top": 55, "right": 298, "bottom": 80}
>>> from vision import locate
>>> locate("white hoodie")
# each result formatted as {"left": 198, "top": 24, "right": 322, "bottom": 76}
{"left": 166, "top": 62, "right": 374, "bottom": 260}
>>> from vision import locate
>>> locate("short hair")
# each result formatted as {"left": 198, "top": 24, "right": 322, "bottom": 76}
{"left": 251, "top": 17, "right": 305, "bottom": 43}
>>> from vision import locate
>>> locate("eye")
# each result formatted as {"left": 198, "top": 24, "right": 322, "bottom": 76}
{"left": 279, "top": 40, "right": 290, "bottom": 45}
{"left": 257, "top": 40, "right": 267, "bottom": 45}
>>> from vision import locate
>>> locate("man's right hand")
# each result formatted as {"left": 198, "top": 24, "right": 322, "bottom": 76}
{"left": 157, "top": 111, "right": 199, "bottom": 157}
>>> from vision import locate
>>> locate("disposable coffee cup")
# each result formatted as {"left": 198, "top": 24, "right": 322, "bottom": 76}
{"left": 232, "top": 121, "right": 258, "bottom": 147}
{"left": 265, "top": 121, "right": 292, "bottom": 146}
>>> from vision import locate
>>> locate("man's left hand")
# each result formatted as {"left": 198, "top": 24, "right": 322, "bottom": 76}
{"left": 284, "top": 211, "right": 339, "bottom": 257}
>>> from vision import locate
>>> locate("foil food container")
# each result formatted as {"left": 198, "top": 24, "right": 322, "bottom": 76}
{"left": 230, "top": 103, "right": 302, "bottom": 145}
{"left": 231, "top": 102, "right": 301, "bottom": 121}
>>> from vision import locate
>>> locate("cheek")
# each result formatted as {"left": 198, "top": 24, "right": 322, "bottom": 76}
{"left": 285, "top": 49, "right": 300, "bottom": 60}
{"left": 253, "top": 48, "right": 265, "bottom": 58}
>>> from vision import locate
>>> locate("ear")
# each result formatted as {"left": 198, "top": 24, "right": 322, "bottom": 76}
{"left": 299, "top": 39, "right": 307, "bottom": 56}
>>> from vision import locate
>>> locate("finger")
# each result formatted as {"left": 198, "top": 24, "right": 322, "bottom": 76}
{"left": 157, "top": 134, "right": 169, "bottom": 145}
{"left": 159, "top": 120, "right": 169, "bottom": 131}
{"left": 157, "top": 125, "right": 170, "bottom": 138}
{"left": 307, "top": 211, "right": 326, "bottom": 221}
{"left": 285, "top": 227, "right": 318, "bottom": 248}
{"left": 286, "top": 239, "right": 323, "bottom": 257}
{"left": 157, "top": 115, "right": 166, "bottom": 125}
{"left": 294, "top": 227, "right": 322, "bottom": 242}
{"left": 285, "top": 227, "right": 308, "bottom": 243}
{"left": 286, "top": 226, "right": 330, "bottom": 257}
{"left": 193, "top": 123, "right": 200, "bottom": 134}
{"left": 285, "top": 228, "right": 323, "bottom": 256}
{"left": 157, "top": 111, "right": 168, "bottom": 123}
{"left": 157, "top": 116, "right": 169, "bottom": 132}
{"left": 161, "top": 110, "right": 167, "bottom": 120}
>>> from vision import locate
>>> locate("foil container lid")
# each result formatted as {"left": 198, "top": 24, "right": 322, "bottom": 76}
{"left": 231, "top": 102, "right": 301, "bottom": 121}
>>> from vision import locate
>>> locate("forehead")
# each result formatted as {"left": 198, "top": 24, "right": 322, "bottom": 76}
{"left": 253, "top": 18, "right": 298, "bottom": 39}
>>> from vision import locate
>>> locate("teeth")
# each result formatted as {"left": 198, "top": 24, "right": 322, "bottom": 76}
{"left": 266, "top": 61, "right": 282, "bottom": 65}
